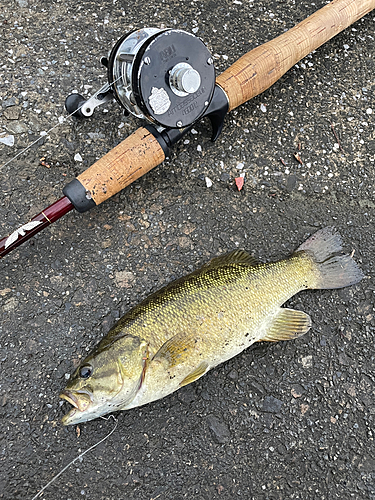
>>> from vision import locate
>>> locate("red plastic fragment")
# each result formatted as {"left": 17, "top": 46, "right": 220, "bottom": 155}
{"left": 235, "top": 177, "right": 244, "bottom": 191}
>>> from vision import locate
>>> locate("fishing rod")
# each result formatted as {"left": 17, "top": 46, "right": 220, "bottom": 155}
{"left": 1, "top": 0, "right": 374, "bottom": 259}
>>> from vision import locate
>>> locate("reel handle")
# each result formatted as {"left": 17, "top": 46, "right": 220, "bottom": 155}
{"left": 216, "top": 0, "right": 375, "bottom": 111}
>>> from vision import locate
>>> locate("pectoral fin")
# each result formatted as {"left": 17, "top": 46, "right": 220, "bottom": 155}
{"left": 152, "top": 332, "right": 200, "bottom": 368}
{"left": 180, "top": 361, "right": 209, "bottom": 387}
{"left": 259, "top": 308, "right": 312, "bottom": 342}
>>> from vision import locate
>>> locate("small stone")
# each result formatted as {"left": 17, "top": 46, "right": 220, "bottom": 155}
{"left": 0, "top": 135, "right": 15, "bottom": 146}
{"left": 260, "top": 103, "right": 267, "bottom": 113}
{"left": 256, "top": 157, "right": 270, "bottom": 167}
{"left": 114, "top": 271, "right": 135, "bottom": 288}
{"left": 2, "top": 97, "right": 18, "bottom": 108}
{"left": 227, "top": 369, "right": 238, "bottom": 380}
{"left": 3, "top": 297, "right": 18, "bottom": 311}
{"left": 74, "top": 153, "right": 83, "bottom": 162}
{"left": 291, "top": 387, "right": 303, "bottom": 398}
{"left": 6, "top": 122, "right": 28, "bottom": 134}
{"left": 206, "top": 415, "right": 231, "bottom": 444}
{"left": 300, "top": 404, "right": 309, "bottom": 415}
{"left": 345, "top": 383, "right": 356, "bottom": 397}
{"left": 177, "top": 236, "right": 191, "bottom": 248}
{"left": 177, "top": 385, "right": 196, "bottom": 405}
{"left": 205, "top": 177, "right": 213, "bottom": 188}
{"left": 4, "top": 106, "right": 21, "bottom": 120}
{"left": 286, "top": 175, "right": 297, "bottom": 192}
{"left": 301, "top": 355, "right": 313, "bottom": 368}
{"left": 262, "top": 396, "right": 283, "bottom": 413}
{"left": 338, "top": 353, "right": 351, "bottom": 366}
{"left": 249, "top": 380, "right": 265, "bottom": 395}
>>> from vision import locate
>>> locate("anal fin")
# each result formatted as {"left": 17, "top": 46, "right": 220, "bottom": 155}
{"left": 180, "top": 361, "right": 209, "bottom": 387}
{"left": 260, "top": 308, "right": 312, "bottom": 342}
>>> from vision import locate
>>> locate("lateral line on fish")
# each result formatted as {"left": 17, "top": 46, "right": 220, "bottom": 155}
{"left": 29, "top": 415, "right": 118, "bottom": 500}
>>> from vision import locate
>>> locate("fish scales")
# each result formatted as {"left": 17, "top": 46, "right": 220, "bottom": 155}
{"left": 102, "top": 254, "right": 312, "bottom": 353}
{"left": 124, "top": 256, "right": 315, "bottom": 409}
{"left": 60, "top": 228, "right": 363, "bottom": 425}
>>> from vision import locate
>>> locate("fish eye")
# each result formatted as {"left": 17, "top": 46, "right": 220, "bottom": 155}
{"left": 79, "top": 365, "right": 93, "bottom": 379}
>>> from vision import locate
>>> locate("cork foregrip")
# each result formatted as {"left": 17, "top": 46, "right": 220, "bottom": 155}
{"left": 216, "top": 0, "right": 375, "bottom": 111}
{"left": 77, "top": 127, "right": 165, "bottom": 206}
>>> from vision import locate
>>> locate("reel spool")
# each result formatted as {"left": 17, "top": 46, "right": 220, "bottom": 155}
{"left": 66, "top": 28, "right": 217, "bottom": 130}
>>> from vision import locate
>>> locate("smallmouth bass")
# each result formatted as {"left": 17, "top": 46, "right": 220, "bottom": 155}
{"left": 60, "top": 227, "right": 363, "bottom": 425}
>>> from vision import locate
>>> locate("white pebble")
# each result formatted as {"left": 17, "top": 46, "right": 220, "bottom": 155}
{"left": 205, "top": 177, "right": 213, "bottom": 188}
{"left": 366, "top": 108, "right": 373, "bottom": 115}
{"left": 197, "top": 145, "right": 202, "bottom": 152}
{"left": 0, "top": 135, "right": 14, "bottom": 146}
{"left": 74, "top": 153, "right": 83, "bottom": 162}
{"left": 236, "top": 162, "right": 244, "bottom": 170}
{"left": 260, "top": 103, "right": 267, "bottom": 113}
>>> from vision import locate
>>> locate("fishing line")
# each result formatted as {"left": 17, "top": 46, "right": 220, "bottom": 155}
{"left": 0, "top": 75, "right": 123, "bottom": 172}
{"left": 30, "top": 414, "right": 118, "bottom": 500}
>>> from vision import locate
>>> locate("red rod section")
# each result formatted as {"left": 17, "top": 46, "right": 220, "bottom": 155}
{"left": 0, "top": 196, "right": 74, "bottom": 259}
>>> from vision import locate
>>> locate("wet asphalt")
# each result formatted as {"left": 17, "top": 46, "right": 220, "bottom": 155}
{"left": 0, "top": 0, "right": 374, "bottom": 499}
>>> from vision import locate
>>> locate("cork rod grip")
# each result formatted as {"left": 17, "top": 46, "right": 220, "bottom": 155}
{"left": 77, "top": 127, "right": 166, "bottom": 206}
{"left": 216, "top": 0, "right": 375, "bottom": 111}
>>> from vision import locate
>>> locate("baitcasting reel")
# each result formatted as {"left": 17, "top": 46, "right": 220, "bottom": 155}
{"left": 65, "top": 28, "right": 227, "bottom": 137}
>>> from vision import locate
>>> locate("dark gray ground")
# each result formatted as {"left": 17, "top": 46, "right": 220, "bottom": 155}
{"left": 1, "top": 0, "right": 374, "bottom": 499}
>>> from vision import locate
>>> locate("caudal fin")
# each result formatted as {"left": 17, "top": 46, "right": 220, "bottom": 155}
{"left": 297, "top": 227, "right": 364, "bottom": 290}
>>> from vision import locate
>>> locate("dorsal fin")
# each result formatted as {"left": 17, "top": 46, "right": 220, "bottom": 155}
{"left": 204, "top": 250, "right": 260, "bottom": 269}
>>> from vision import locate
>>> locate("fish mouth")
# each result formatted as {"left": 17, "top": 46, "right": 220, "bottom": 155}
{"left": 59, "top": 390, "right": 93, "bottom": 425}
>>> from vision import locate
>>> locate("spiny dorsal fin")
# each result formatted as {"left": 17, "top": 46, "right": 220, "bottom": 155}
{"left": 204, "top": 250, "right": 260, "bottom": 269}
{"left": 180, "top": 361, "right": 209, "bottom": 387}
{"left": 259, "top": 308, "right": 312, "bottom": 342}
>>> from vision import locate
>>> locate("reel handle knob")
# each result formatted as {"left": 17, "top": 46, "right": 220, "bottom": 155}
{"left": 65, "top": 93, "right": 87, "bottom": 118}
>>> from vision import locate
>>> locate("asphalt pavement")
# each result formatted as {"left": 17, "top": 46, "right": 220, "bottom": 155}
{"left": 0, "top": 0, "right": 374, "bottom": 499}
